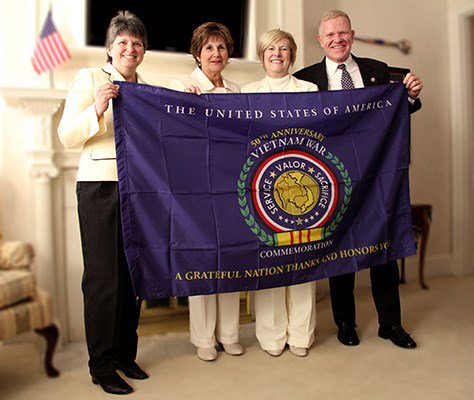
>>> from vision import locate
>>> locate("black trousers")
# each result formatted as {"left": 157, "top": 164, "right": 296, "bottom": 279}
{"left": 77, "top": 181, "right": 141, "bottom": 377}
{"left": 329, "top": 260, "right": 401, "bottom": 328}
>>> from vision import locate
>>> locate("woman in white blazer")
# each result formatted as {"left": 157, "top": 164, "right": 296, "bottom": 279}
{"left": 169, "top": 22, "right": 243, "bottom": 362}
{"left": 58, "top": 11, "right": 148, "bottom": 395}
{"left": 241, "top": 29, "right": 319, "bottom": 358}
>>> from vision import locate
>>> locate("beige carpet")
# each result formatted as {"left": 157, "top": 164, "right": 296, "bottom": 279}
{"left": 1, "top": 274, "right": 473, "bottom": 400}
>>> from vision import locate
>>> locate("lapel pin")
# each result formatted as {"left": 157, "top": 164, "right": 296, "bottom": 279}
{"left": 370, "top": 77, "right": 376, "bottom": 83}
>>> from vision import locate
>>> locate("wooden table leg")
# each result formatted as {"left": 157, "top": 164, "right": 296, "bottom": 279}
{"left": 400, "top": 258, "right": 406, "bottom": 284}
{"left": 417, "top": 207, "right": 431, "bottom": 290}
{"left": 401, "top": 204, "right": 432, "bottom": 289}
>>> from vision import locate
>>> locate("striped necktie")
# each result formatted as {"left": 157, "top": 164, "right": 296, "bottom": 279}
{"left": 338, "top": 63, "right": 355, "bottom": 89}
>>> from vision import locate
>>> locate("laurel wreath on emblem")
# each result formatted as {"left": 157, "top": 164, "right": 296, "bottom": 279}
{"left": 323, "top": 151, "right": 352, "bottom": 238}
{"left": 238, "top": 157, "right": 276, "bottom": 246}
{"left": 237, "top": 151, "right": 352, "bottom": 246}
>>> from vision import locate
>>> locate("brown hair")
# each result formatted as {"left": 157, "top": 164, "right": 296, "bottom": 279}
{"left": 189, "top": 22, "right": 234, "bottom": 65}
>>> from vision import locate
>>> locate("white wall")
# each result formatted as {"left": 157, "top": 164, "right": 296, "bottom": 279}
{"left": 302, "top": 0, "right": 459, "bottom": 277}
{"left": 0, "top": 0, "right": 38, "bottom": 242}
{"left": 448, "top": 0, "right": 474, "bottom": 276}
{"left": 341, "top": 0, "right": 451, "bottom": 259}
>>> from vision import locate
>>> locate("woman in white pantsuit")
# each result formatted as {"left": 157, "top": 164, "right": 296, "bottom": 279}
{"left": 169, "top": 22, "right": 243, "bottom": 362}
{"left": 241, "top": 29, "right": 318, "bottom": 357}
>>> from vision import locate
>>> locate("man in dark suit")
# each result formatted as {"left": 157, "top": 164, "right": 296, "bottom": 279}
{"left": 294, "top": 9, "right": 423, "bottom": 349}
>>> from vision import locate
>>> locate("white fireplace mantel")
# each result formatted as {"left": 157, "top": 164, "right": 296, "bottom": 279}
{"left": 0, "top": 87, "right": 67, "bottom": 107}
{"left": 0, "top": 86, "right": 67, "bottom": 332}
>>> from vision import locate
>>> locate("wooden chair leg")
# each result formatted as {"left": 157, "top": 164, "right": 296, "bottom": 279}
{"left": 399, "top": 257, "right": 406, "bottom": 284}
{"left": 35, "top": 324, "right": 60, "bottom": 377}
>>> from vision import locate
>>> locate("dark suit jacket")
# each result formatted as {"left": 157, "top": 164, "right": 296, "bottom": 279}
{"left": 293, "top": 54, "right": 422, "bottom": 113}
{"left": 294, "top": 55, "right": 420, "bottom": 326}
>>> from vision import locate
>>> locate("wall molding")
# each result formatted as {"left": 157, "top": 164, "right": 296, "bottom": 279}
{"left": 448, "top": 3, "right": 474, "bottom": 276}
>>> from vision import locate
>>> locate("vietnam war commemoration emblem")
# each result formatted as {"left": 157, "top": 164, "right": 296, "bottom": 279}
{"left": 238, "top": 128, "right": 353, "bottom": 247}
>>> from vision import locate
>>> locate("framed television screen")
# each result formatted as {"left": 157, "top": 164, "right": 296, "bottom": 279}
{"left": 86, "top": 0, "right": 248, "bottom": 58}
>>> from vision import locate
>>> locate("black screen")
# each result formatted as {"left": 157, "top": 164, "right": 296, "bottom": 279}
{"left": 87, "top": 0, "right": 247, "bottom": 58}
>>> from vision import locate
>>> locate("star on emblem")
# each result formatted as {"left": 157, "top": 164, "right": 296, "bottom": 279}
{"left": 308, "top": 167, "right": 315, "bottom": 173}
{"left": 269, "top": 171, "right": 276, "bottom": 178}
{"left": 296, "top": 218, "right": 303, "bottom": 225}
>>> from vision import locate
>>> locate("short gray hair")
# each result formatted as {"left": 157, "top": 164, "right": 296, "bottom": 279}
{"left": 105, "top": 10, "right": 148, "bottom": 63}
{"left": 319, "top": 10, "right": 352, "bottom": 34}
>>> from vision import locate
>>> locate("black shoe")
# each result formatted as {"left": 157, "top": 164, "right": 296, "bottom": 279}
{"left": 378, "top": 325, "right": 417, "bottom": 349}
{"left": 91, "top": 372, "right": 133, "bottom": 395}
{"left": 116, "top": 361, "right": 149, "bottom": 380}
{"left": 337, "top": 322, "right": 360, "bottom": 346}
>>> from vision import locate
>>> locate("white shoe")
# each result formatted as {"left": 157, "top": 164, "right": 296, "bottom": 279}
{"left": 222, "top": 342, "right": 244, "bottom": 356}
{"left": 265, "top": 349, "right": 283, "bottom": 357}
{"left": 289, "top": 346, "right": 308, "bottom": 357}
{"left": 197, "top": 347, "right": 217, "bottom": 361}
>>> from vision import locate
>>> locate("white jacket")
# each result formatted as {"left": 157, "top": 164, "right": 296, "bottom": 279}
{"left": 58, "top": 63, "right": 145, "bottom": 181}
{"left": 169, "top": 67, "right": 240, "bottom": 93}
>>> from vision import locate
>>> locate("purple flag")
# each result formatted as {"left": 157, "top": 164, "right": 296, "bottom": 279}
{"left": 113, "top": 82, "right": 415, "bottom": 299}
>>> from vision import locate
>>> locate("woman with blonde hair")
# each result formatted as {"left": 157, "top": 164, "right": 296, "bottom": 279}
{"left": 242, "top": 29, "right": 318, "bottom": 357}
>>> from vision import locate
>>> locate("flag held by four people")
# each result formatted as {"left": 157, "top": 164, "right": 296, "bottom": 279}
{"left": 113, "top": 82, "right": 417, "bottom": 299}
{"left": 31, "top": 11, "right": 71, "bottom": 75}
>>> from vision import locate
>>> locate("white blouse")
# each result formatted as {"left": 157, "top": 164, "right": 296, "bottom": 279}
{"left": 241, "top": 74, "right": 318, "bottom": 93}
{"left": 169, "top": 67, "right": 240, "bottom": 93}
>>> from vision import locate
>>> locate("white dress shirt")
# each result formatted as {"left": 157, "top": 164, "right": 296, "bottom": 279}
{"left": 325, "top": 55, "right": 364, "bottom": 90}
{"left": 325, "top": 55, "right": 416, "bottom": 105}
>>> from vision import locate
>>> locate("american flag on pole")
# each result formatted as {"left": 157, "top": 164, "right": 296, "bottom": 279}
{"left": 31, "top": 10, "right": 71, "bottom": 75}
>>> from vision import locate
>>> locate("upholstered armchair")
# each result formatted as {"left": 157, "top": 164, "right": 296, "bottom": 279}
{"left": 0, "top": 239, "right": 60, "bottom": 377}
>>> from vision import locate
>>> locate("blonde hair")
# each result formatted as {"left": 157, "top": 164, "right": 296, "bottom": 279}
{"left": 318, "top": 10, "right": 352, "bottom": 34}
{"left": 256, "top": 29, "right": 297, "bottom": 67}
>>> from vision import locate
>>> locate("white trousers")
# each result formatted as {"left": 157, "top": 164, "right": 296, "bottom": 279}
{"left": 255, "top": 281, "right": 316, "bottom": 351}
{"left": 189, "top": 292, "right": 241, "bottom": 348}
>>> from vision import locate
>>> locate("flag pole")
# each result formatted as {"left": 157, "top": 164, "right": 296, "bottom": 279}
{"left": 49, "top": 69, "right": 55, "bottom": 89}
